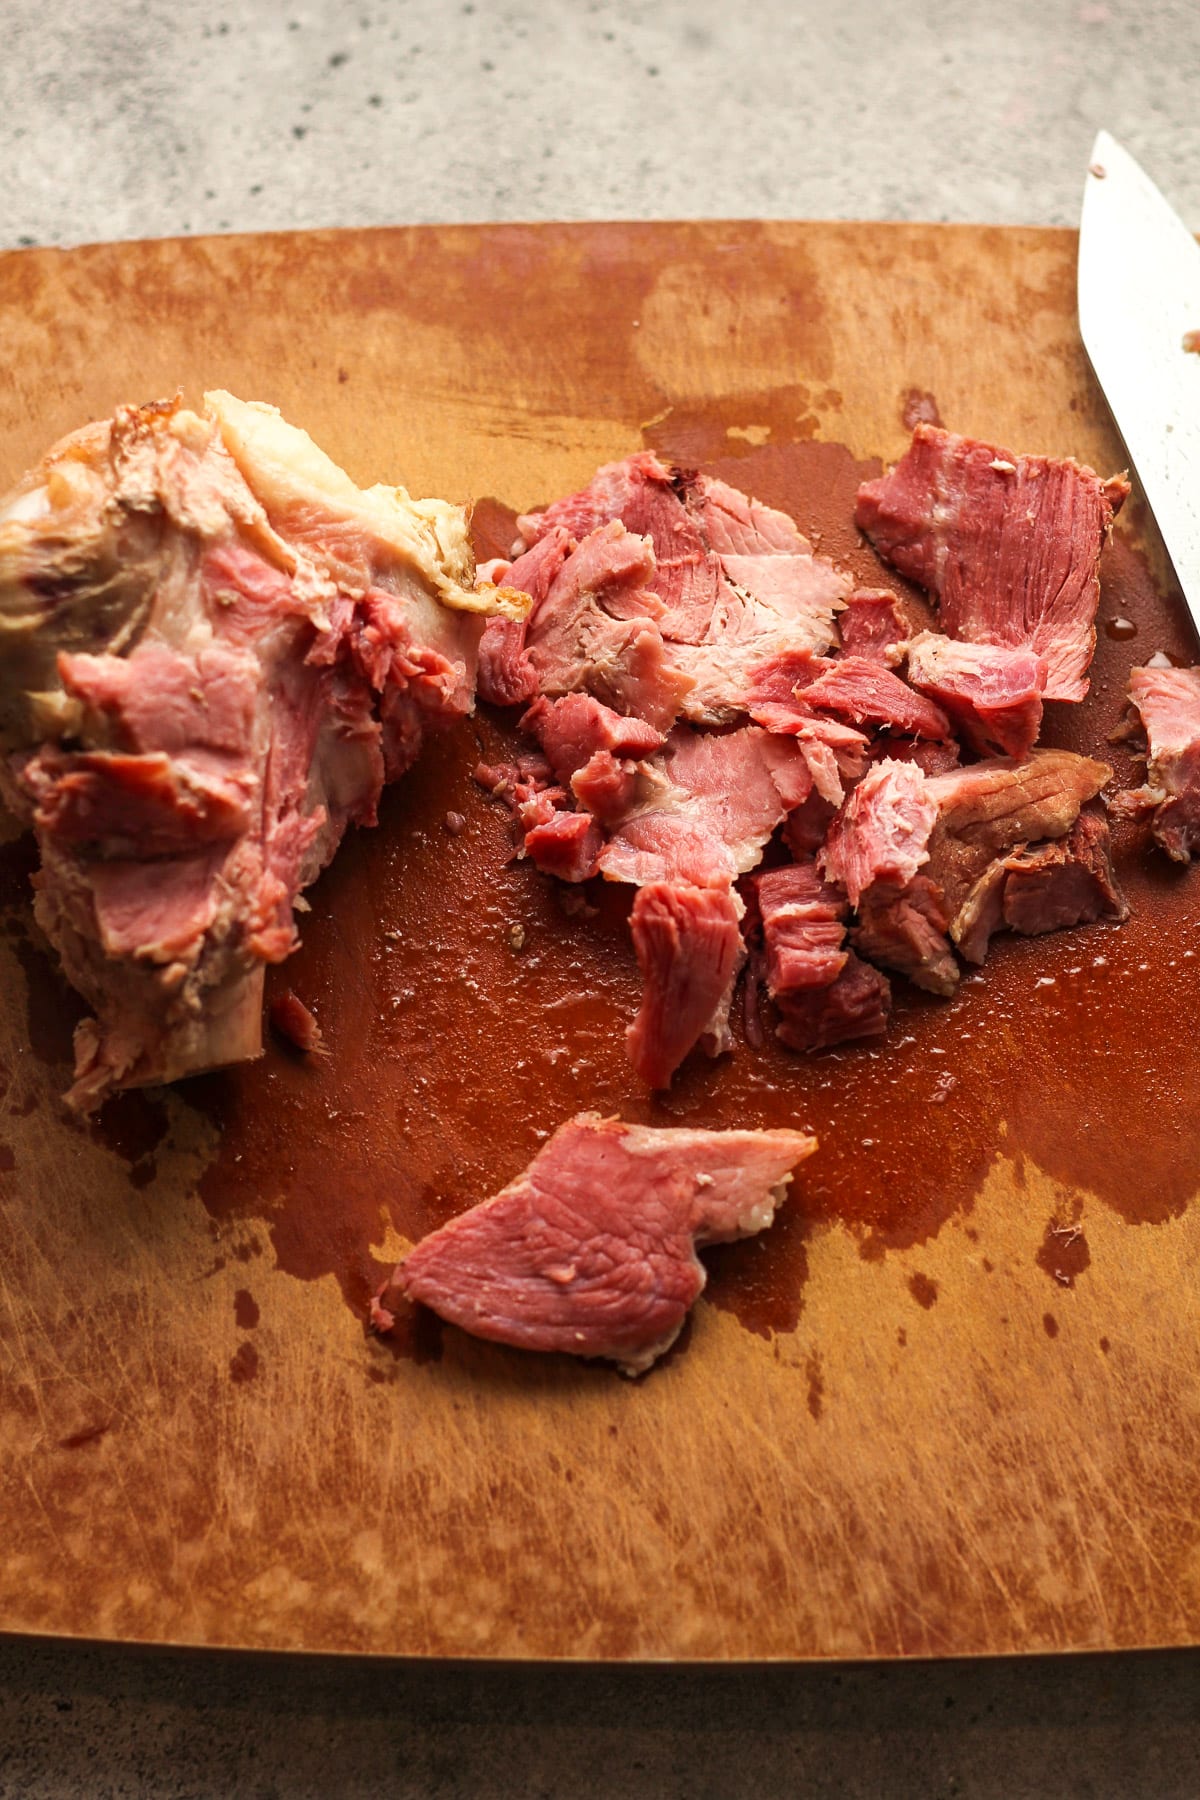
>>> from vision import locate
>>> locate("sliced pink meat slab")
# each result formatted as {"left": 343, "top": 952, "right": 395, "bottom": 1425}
{"left": 627, "top": 884, "right": 745, "bottom": 1088}
{"left": 818, "top": 758, "right": 939, "bottom": 907}
{"left": 797, "top": 655, "right": 952, "bottom": 741}
{"left": 855, "top": 423, "right": 1128, "bottom": 702}
{"left": 521, "top": 522, "right": 694, "bottom": 732}
{"left": 383, "top": 1112, "right": 817, "bottom": 1374}
{"left": 597, "top": 725, "right": 809, "bottom": 889}
{"left": 904, "top": 631, "right": 1046, "bottom": 759}
{"left": 1109, "top": 664, "right": 1200, "bottom": 862}
{"left": 515, "top": 454, "right": 849, "bottom": 724}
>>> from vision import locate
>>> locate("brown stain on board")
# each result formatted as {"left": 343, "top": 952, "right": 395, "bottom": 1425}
{"left": 908, "top": 1273, "right": 939, "bottom": 1311}
{"left": 234, "top": 1290, "right": 260, "bottom": 1331}
{"left": 1036, "top": 1218, "right": 1093, "bottom": 1289}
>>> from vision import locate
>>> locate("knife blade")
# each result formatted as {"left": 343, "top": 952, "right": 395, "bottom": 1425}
{"left": 1078, "top": 129, "right": 1200, "bottom": 636}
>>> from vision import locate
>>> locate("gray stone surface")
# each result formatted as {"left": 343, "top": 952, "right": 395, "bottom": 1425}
{"left": 1, "top": 0, "right": 1198, "bottom": 250}
{"left": 3, "top": 1, "right": 1200, "bottom": 1794}
{"left": 1, "top": 1634, "right": 1200, "bottom": 1799}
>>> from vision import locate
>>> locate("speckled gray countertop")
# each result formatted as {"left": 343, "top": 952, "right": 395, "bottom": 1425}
{"left": 2, "top": 2, "right": 1200, "bottom": 1795}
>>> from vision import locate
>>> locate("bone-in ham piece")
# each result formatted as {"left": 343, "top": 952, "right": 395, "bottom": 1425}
{"left": 0, "top": 393, "right": 522, "bottom": 1109}
{"left": 376, "top": 1112, "right": 817, "bottom": 1375}
{"left": 1109, "top": 664, "right": 1200, "bottom": 862}
{"left": 855, "top": 424, "right": 1128, "bottom": 702}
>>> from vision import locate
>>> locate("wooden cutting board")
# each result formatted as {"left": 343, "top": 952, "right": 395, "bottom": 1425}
{"left": 1, "top": 220, "right": 1198, "bottom": 1662}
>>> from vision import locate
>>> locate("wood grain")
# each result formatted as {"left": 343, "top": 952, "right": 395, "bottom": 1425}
{"left": 0, "top": 221, "right": 1197, "bottom": 1661}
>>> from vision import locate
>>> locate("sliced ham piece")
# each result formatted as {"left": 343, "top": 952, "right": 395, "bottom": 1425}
{"left": 519, "top": 521, "right": 694, "bottom": 732}
{"left": 774, "top": 953, "right": 891, "bottom": 1053}
{"left": 953, "top": 811, "right": 1127, "bottom": 963}
{"left": 597, "top": 725, "right": 809, "bottom": 890}
{"left": 855, "top": 423, "right": 1128, "bottom": 702}
{"left": 515, "top": 454, "right": 850, "bottom": 726}
{"left": 379, "top": 1112, "right": 817, "bottom": 1374}
{"left": 837, "top": 589, "right": 910, "bottom": 666}
{"left": 476, "top": 529, "right": 572, "bottom": 706}
{"left": 1109, "top": 665, "right": 1200, "bottom": 862}
{"left": 1, "top": 392, "right": 520, "bottom": 1110}
{"left": 627, "top": 884, "right": 745, "bottom": 1088}
{"left": 818, "top": 758, "right": 939, "bottom": 907}
{"left": 904, "top": 631, "right": 1047, "bottom": 758}
{"left": 795, "top": 654, "right": 953, "bottom": 741}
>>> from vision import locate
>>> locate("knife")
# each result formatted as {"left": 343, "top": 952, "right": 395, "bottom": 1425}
{"left": 1078, "top": 128, "right": 1200, "bottom": 635}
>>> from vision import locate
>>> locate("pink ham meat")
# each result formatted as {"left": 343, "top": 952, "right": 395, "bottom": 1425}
{"left": 517, "top": 521, "right": 694, "bottom": 732}
{"left": 0, "top": 393, "right": 520, "bottom": 1108}
{"left": 515, "top": 454, "right": 850, "bottom": 724}
{"left": 476, "top": 529, "right": 571, "bottom": 706}
{"left": 379, "top": 1112, "right": 817, "bottom": 1374}
{"left": 838, "top": 589, "right": 909, "bottom": 665}
{"left": 793, "top": 654, "right": 952, "bottom": 741}
{"left": 627, "top": 885, "right": 745, "bottom": 1088}
{"left": 1109, "top": 665, "right": 1200, "bottom": 862}
{"left": 904, "top": 632, "right": 1047, "bottom": 758}
{"left": 855, "top": 424, "right": 1129, "bottom": 702}
{"left": 749, "top": 862, "right": 890, "bottom": 1052}
{"left": 597, "top": 725, "right": 809, "bottom": 890}
{"left": 818, "top": 759, "right": 939, "bottom": 907}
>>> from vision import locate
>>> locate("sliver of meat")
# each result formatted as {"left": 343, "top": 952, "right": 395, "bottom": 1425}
{"left": 0, "top": 392, "right": 522, "bottom": 1109}
{"left": 378, "top": 1112, "right": 817, "bottom": 1374}
{"left": 837, "top": 589, "right": 909, "bottom": 666}
{"left": 1109, "top": 664, "right": 1200, "bottom": 862}
{"left": 855, "top": 423, "right": 1128, "bottom": 701}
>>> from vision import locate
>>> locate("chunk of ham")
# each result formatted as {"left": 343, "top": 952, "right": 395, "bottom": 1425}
{"left": 1109, "top": 664, "right": 1200, "bottom": 862}
{"left": 745, "top": 863, "right": 891, "bottom": 1051}
{"left": 825, "top": 748, "right": 1111, "bottom": 993}
{"left": 855, "top": 423, "right": 1128, "bottom": 701}
{"left": 627, "top": 885, "right": 745, "bottom": 1088}
{"left": 517, "top": 522, "right": 694, "bottom": 732}
{"left": 904, "top": 631, "right": 1047, "bottom": 758}
{"left": 515, "top": 454, "right": 849, "bottom": 725}
{"left": 953, "top": 811, "right": 1127, "bottom": 963}
{"left": 0, "top": 393, "right": 520, "bottom": 1109}
{"left": 818, "top": 759, "right": 940, "bottom": 907}
{"left": 377, "top": 1112, "right": 817, "bottom": 1374}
